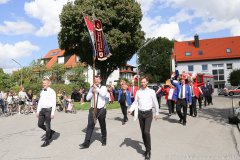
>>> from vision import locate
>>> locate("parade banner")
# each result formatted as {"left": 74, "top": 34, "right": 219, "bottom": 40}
{"left": 94, "top": 19, "right": 111, "bottom": 61}
{"left": 83, "top": 16, "right": 96, "bottom": 57}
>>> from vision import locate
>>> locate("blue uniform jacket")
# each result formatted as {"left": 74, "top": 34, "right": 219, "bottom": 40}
{"left": 170, "top": 79, "right": 192, "bottom": 104}
{"left": 118, "top": 89, "right": 132, "bottom": 106}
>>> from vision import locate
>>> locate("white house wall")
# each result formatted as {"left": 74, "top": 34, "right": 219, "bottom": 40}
{"left": 177, "top": 59, "right": 240, "bottom": 84}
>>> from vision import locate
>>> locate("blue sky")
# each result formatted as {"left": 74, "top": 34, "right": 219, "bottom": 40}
{"left": 0, "top": 0, "right": 240, "bottom": 73}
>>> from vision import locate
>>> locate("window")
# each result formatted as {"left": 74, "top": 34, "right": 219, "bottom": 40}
{"left": 188, "top": 65, "right": 194, "bottom": 71}
{"left": 202, "top": 65, "right": 208, "bottom": 71}
{"left": 212, "top": 64, "right": 223, "bottom": 68}
{"left": 50, "top": 51, "right": 59, "bottom": 56}
{"left": 185, "top": 52, "right": 192, "bottom": 56}
{"left": 58, "top": 57, "right": 64, "bottom": 64}
{"left": 212, "top": 69, "right": 225, "bottom": 81}
{"left": 76, "top": 56, "right": 80, "bottom": 62}
{"left": 226, "top": 48, "right": 231, "bottom": 53}
{"left": 198, "top": 50, "right": 203, "bottom": 55}
{"left": 227, "top": 63, "right": 232, "bottom": 69}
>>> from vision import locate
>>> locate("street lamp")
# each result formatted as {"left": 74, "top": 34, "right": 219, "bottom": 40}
{"left": 136, "top": 37, "right": 155, "bottom": 87}
{"left": 12, "top": 59, "right": 23, "bottom": 86}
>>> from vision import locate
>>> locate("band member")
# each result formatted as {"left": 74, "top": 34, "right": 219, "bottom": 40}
{"left": 128, "top": 79, "right": 138, "bottom": 103}
{"left": 164, "top": 84, "right": 175, "bottom": 116}
{"left": 36, "top": 77, "right": 56, "bottom": 147}
{"left": 80, "top": 75, "right": 107, "bottom": 149}
{"left": 171, "top": 73, "right": 192, "bottom": 126}
{"left": 128, "top": 76, "right": 160, "bottom": 160}
{"left": 118, "top": 83, "right": 132, "bottom": 125}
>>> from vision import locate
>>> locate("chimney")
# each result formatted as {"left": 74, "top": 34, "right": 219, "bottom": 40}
{"left": 194, "top": 34, "right": 199, "bottom": 48}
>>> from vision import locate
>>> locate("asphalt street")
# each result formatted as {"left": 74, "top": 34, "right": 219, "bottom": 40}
{"left": 0, "top": 96, "right": 239, "bottom": 160}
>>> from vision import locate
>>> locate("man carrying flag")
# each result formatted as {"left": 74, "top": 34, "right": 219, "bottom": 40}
{"left": 80, "top": 15, "right": 110, "bottom": 149}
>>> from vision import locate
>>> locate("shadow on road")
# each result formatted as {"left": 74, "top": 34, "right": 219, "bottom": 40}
{"left": 119, "top": 137, "right": 145, "bottom": 155}
{"left": 81, "top": 127, "right": 102, "bottom": 144}
{"left": 161, "top": 116, "right": 179, "bottom": 124}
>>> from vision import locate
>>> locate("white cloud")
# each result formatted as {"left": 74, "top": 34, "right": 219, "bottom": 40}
{"left": 160, "top": 0, "right": 240, "bottom": 36}
{"left": 136, "top": 0, "right": 156, "bottom": 14}
{"left": 0, "top": 21, "right": 35, "bottom": 35}
{"left": 0, "top": 0, "right": 9, "bottom": 5}
{"left": 24, "top": 0, "right": 72, "bottom": 37}
{"left": 0, "top": 41, "right": 39, "bottom": 69}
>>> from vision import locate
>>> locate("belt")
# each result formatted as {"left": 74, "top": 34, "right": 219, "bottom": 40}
{"left": 139, "top": 109, "right": 152, "bottom": 114}
{"left": 178, "top": 98, "right": 186, "bottom": 100}
{"left": 41, "top": 107, "right": 52, "bottom": 111}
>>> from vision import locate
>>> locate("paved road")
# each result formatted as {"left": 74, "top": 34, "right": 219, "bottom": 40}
{"left": 0, "top": 96, "right": 240, "bottom": 160}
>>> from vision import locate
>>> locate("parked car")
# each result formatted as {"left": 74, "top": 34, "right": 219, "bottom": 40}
{"left": 224, "top": 86, "right": 240, "bottom": 96}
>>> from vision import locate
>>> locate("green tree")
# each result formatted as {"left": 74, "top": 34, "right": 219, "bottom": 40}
{"left": 50, "top": 63, "right": 66, "bottom": 83}
{"left": 229, "top": 69, "right": 240, "bottom": 86}
{"left": 0, "top": 68, "right": 13, "bottom": 90}
{"left": 68, "top": 62, "right": 89, "bottom": 88}
{"left": 58, "top": 0, "right": 145, "bottom": 84}
{"left": 138, "top": 37, "right": 174, "bottom": 83}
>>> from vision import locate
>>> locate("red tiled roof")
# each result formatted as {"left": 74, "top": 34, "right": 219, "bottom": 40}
{"left": 43, "top": 49, "right": 78, "bottom": 69}
{"left": 120, "top": 70, "right": 136, "bottom": 74}
{"left": 174, "top": 36, "right": 240, "bottom": 62}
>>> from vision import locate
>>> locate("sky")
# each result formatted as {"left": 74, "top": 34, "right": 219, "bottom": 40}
{"left": 0, "top": 0, "right": 240, "bottom": 73}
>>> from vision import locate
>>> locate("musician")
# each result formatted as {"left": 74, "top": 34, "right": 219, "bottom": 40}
{"left": 171, "top": 73, "right": 192, "bottom": 126}
{"left": 80, "top": 75, "right": 108, "bottom": 149}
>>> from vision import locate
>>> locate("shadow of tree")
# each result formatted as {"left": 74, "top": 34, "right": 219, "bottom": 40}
{"left": 119, "top": 137, "right": 145, "bottom": 155}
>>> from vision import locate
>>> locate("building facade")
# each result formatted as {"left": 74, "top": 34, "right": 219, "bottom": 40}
{"left": 41, "top": 49, "right": 136, "bottom": 85}
{"left": 174, "top": 35, "right": 240, "bottom": 89}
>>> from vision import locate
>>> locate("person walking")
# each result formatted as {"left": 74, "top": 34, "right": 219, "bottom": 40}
{"left": 128, "top": 76, "right": 160, "bottom": 160}
{"left": 171, "top": 73, "right": 192, "bottom": 126}
{"left": 118, "top": 83, "right": 132, "bottom": 125}
{"left": 80, "top": 75, "right": 108, "bottom": 149}
{"left": 36, "top": 77, "right": 56, "bottom": 147}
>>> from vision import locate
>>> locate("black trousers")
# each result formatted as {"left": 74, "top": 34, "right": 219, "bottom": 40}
{"left": 120, "top": 103, "right": 128, "bottom": 122}
{"left": 176, "top": 99, "right": 187, "bottom": 123}
{"left": 167, "top": 100, "right": 175, "bottom": 114}
{"left": 84, "top": 107, "right": 107, "bottom": 144}
{"left": 38, "top": 108, "right": 53, "bottom": 141}
{"left": 157, "top": 96, "right": 162, "bottom": 108}
{"left": 189, "top": 97, "right": 197, "bottom": 116}
{"left": 204, "top": 96, "right": 211, "bottom": 106}
{"left": 197, "top": 96, "right": 202, "bottom": 109}
{"left": 0, "top": 99, "right": 5, "bottom": 113}
{"left": 138, "top": 110, "right": 153, "bottom": 152}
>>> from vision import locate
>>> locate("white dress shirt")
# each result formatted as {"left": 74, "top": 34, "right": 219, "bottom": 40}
{"left": 37, "top": 87, "right": 56, "bottom": 116}
{"left": 168, "top": 88, "right": 174, "bottom": 100}
{"left": 86, "top": 85, "right": 107, "bottom": 109}
{"left": 130, "top": 87, "right": 159, "bottom": 116}
{"left": 178, "top": 84, "right": 186, "bottom": 99}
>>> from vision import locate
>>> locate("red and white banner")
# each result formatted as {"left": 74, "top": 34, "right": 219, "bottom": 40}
{"left": 94, "top": 19, "right": 107, "bottom": 61}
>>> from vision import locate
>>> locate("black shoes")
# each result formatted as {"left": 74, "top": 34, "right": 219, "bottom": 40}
{"left": 179, "top": 118, "right": 183, "bottom": 123}
{"left": 50, "top": 130, "right": 55, "bottom": 140}
{"left": 183, "top": 122, "right": 186, "bottom": 126}
{"left": 145, "top": 151, "right": 151, "bottom": 160}
{"left": 41, "top": 141, "right": 49, "bottom": 147}
{"left": 79, "top": 142, "right": 90, "bottom": 149}
{"left": 102, "top": 140, "right": 106, "bottom": 146}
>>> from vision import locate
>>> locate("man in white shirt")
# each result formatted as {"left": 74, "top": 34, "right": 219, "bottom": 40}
{"left": 128, "top": 76, "right": 160, "bottom": 160}
{"left": 36, "top": 77, "right": 56, "bottom": 147}
{"left": 80, "top": 75, "right": 108, "bottom": 149}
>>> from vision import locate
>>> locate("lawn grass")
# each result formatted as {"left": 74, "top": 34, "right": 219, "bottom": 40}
{"left": 73, "top": 101, "right": 120, "bottom": 110}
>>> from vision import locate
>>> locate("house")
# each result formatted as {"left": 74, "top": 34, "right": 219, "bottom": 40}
{"left": 40, "top": 49, "right": 136, "bottom": 85}
{"left": 173, "top": 35, "right": 240, "bottom": 89}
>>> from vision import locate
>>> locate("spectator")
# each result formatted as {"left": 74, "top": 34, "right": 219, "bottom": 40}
{"left": 18, "top": 87, "right": 28, "bottom": 115}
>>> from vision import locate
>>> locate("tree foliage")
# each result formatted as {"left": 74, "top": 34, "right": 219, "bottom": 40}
{"left": 58, "top": 0, "right": 145, "bottom": 84}
{"left": 0, "top": 68, "right": 13, "bottom": 90}
{"left": 138, "top": 37, "right": 174, "bottom": 83}
{"left": 229, "top": 69, "right": 240, "bottom": 86}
